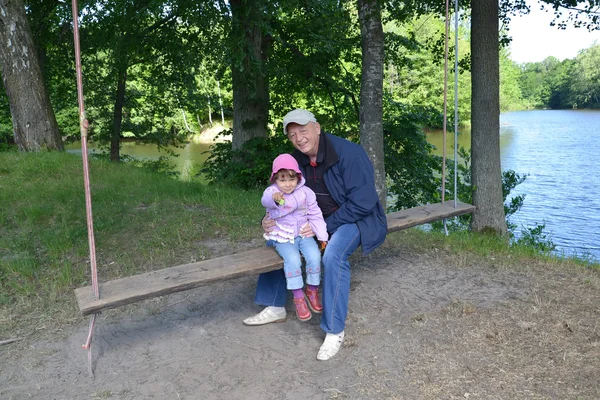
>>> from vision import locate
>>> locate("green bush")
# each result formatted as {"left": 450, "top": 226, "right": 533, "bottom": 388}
{"left": 0, "top": 122, "right": 14, "bottom": 152}
{"left": 516, "top": 223, "right": 556, "bottom": 253}
{"left": 383, "top": 103, "right": 443, "bottom": 211}
{"left": 201, "top": 129, "right": 294, "bottom": 190}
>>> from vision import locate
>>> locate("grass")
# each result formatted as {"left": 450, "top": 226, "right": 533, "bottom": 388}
{"left": 390, "top": 227, "right": 599, "bottom": 271}
{"left": 0, "top": 151, "right": 264, "bottom": 338}
{"left": 0, "top": 151, "right": 598, "bottom": 341}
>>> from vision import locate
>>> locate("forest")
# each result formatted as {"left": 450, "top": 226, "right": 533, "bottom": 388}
{"left": 513, "top": 46, "right": 600, "bottom": 110}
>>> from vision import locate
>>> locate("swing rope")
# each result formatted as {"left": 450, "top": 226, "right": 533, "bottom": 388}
{"left": 442, "top": 0, "right": 460, "bottom": 235}
{"left": 71, "top": 0, "right": 99, "bottom": 377}
{"left": 453, "top": 0, "right": 459, "bottom": 208}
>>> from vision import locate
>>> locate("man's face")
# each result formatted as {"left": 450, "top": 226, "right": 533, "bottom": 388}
{"left": 286, "top": 121, "right": 320, "bottom": 159}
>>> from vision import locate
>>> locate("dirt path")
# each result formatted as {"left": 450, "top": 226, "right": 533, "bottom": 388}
{"left": 1, "top": 240, "right": 598, "bottom": 400}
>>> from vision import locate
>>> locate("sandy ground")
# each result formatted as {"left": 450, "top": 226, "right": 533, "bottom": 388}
{"left": 1, "top": 239, "right": 599, "bottom": 400}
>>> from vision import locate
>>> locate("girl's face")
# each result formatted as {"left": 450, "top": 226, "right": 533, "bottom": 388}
{"left": 274, "top": 174, "right": 298, "bottom": 194}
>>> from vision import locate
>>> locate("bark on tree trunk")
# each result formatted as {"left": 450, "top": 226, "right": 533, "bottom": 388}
{"left": 470, "top": 0, "right": 507, "bottom": 235}
{"left": 0, "top": 0, "right": 63, "bottom": 151}
{"left": 111, "top": 69, "right": 127, "bottom": 162}
{"left": 358, "top": 0, "right": 386, "bottom": 209}
{"left": 230, "top": 0, "right": 270, "bottom": 151}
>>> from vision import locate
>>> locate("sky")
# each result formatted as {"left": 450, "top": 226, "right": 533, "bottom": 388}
{"left": 508, "top": 0, "right": 600, "bottom": 64}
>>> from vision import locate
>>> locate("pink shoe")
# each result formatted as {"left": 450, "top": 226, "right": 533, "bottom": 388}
{"left": 293, "top": 297, "right": 312, "bottom": 321}
{"left": 305, "top": 286, "right": 323, "bottom": 313}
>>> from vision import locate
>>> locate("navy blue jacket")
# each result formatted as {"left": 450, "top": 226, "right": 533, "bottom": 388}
{"left": 293, "top": 132, "right": 387, "bottom": 255}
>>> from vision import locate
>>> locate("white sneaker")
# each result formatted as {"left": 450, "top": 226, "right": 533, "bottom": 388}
{"left": 317, "top": 331, "right": 345, "bottom": 361}
{"left": 243, "top": 306, "right": 287, "bottom": 326}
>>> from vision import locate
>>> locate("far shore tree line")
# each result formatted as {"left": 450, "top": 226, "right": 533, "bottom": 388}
{"left": 510, "top": 46, "right": 600, "bottom": 110}
{"left": 1, "top": 0, "right": 599, "bottom": 238}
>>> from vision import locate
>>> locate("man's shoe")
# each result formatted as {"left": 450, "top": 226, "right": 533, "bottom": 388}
{"left": 317, "top": 331, "right": 345, "bottom": 361}
{"left": 243, "top": 307, "right": 287, "bottom": 326}
{"left": 293, "top": 297, "right": 312, "bottom": 321}
{"left": 304, "top": 286, "right": 323, "bottom": 313}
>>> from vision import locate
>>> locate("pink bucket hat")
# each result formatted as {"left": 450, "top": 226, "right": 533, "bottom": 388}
{"left": 270, "top": 154, "right": 302, "bottom": 181}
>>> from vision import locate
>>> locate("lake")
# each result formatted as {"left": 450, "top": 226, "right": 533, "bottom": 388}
{"left": 428, "top": 110, "right": 600, "bottom": 261}
{"left": 65, "top": 134, "right": 216, "bottom": 180}
{"left": 67, "top": 111, "right": 600, "bottom": 261}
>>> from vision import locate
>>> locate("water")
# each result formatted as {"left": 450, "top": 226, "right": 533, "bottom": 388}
{"left": 428, "top": 110, "right": 600, "bottom": 261}
{"left": 65, "top": 136, "right": 214, "bottom": 180}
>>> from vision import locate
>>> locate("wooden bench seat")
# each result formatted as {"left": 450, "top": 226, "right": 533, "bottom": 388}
{"left": 75, "top": 201, "right": 474, "bottom": 315}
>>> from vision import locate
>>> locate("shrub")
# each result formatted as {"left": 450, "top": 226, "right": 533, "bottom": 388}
{"left": 201, "top": 129, "right": 294, "bottom": 190}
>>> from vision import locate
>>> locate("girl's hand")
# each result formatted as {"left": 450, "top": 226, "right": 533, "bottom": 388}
{"left": 319, "top": 241, "right": 328, "bottom": 252}
{"left": 272, "top": 192, "right": 284, "bottom": 205}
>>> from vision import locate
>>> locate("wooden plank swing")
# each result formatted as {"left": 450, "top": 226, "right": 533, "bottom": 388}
{"left": 74, "top": 201, "right": 474, "bottom": 315}
{"left": 73, "top": 0, "right": 475, "bottom": 317}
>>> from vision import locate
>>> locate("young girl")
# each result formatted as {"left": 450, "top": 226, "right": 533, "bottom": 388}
{"left": 261, "top": 153, "right": 328, "bottom": 321}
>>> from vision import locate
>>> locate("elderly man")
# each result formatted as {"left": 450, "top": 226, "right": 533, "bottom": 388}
{"left": 244, "top": 109, "right": 387, "bottom": 361}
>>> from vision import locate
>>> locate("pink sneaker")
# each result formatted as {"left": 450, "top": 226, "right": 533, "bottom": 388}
{"left": 304, "top": 286, "right": 323, "bottom": 313}
{"left": 293, "top": 297, "right": 312, "bottom": 321}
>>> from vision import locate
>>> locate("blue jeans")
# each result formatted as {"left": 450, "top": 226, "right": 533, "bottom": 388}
{"left": 272, "top": 236, "right": 321, "bottom": 290}
{"left": 255, "top": 223, "right": 361, "bottom": 334}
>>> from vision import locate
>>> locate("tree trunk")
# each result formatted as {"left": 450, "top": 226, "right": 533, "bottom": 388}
{"left": 0, "top": 0, "right": 63, "bottom": 151}
{"left": 229, "top": 0, "right": 270, "bottom": 151}
{"left": 470, "top": 0, "right": 507, "bottom": 235}
{"left": 358, "top": 0, "right": 386, "bottom": 209}
{"left": 111, "top": 68, "right": 127, "bottom": 162}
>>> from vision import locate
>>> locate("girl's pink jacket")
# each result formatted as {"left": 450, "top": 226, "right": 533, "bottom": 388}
{"left": 261, "top": 175, "right": 328, "bottom": 243}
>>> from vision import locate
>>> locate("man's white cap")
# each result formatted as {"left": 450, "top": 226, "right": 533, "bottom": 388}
{"left": 282, "top": 109, "right": 317, "bottom": 134}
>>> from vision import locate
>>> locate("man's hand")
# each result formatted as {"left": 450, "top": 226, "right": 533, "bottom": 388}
{"left": 262, "top": 214, "right": 276, "bottom": 233}
{"left": 299, "top": 223, "right": 315, "bottom": 238}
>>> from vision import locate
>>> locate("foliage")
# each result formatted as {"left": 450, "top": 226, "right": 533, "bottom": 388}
{"left": 268, "top": 0, "right": 362, "bottom": 132}
{"left": 499, "top": 48, "right": 525, "bottom": 111}
{"left": 570, "top": 44, "right": 600, "bottom": 108}
{"left": 515, "top": 45, "right": 600, "bottom": 110}
{"left": 0, "top": 90, "right": 13, "bottom": 151}
{"left": 0, "top": 130, "right": 14, "bottom": 152}
{"left": 383, "top": 103, "right": 442, "bottom": 211}
{"left": 515, "top": 223, "right": 556, "bottom": 253}
{"left": 201, "top": 130, "right": 295, "bottom": 190}
{"left": 537, "top": 0, "right": 600, "bottom": 31}
{"left": 501, "top": 169, "right": 527, "bottom": 231}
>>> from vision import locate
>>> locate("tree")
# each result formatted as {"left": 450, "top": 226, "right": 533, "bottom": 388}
{"left": 0, "top": 0, "right": 63, "bottom": 151}
{"left": 499, "top": 48, "right": 524, "bottom": 111}
{"left": 358, "top": 0, "right": 386, "bottom": 208}
{"left": 571, "top": 44, "right": 600, "bottom": 107}
{"left": 229, "top": 0, "right": 270, "bottom": 150}
{"left": 470, "top": 0, "right": 508, "bottom": 235}
{"left": 74, "top": 0, "right": 211, "bottom": 162}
